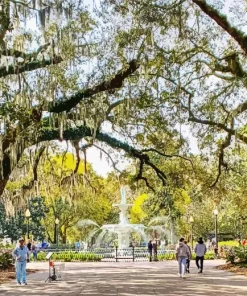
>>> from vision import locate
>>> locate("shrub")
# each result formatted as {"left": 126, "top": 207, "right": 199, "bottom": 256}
{"left": 0, "top": 250, "right": 13, "bottom": 269}
{"left": 218, "top": 241, "right": 239, "bottom": 248}
{"left": 225, "top": 246, "right": 247, "bottom": 264}
{"left": 32, "top": 251, "right": 102, "bottom": 262}
{"left": 225, "top": 247, "right": 237, "bottom": 264}
{"left": 158, "top": 253, "right": 176, "bottom": 260}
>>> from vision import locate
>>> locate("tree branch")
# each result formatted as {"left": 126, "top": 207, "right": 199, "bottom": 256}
{"left": 1, "top": 43, "right": 50, "bottom": 59}
{"left": 38, "top": 126, "right": 167, "bottom": 187}
{"left": 22, "top": 145, "right": 46, "bottom": 190}
{"left": 60, "top": 141, "right": 81, "bottom": 185}
{"left": 106, "top": 98, "right": 128, "bottom": 116}
{"left": 9, "top": 0, "right": 40, "bottom": 11}
{"left": 0, "top": 56, "right": 63, "bottom": 78}
{"left": 141, "top": 148, "right": 195, "bottom": 171}
{"left": 93, "top": 144, "right": 121, "bottom": 173}
{"left": 210, "top": 120, "right": 233, "bottom": 187}
{"left": 232, "top": 100, "right": 247, "bottom": 117}
{"left": 134, "top": 158, "right": 155, "bottom": 192}
{"left": 186, "top": 96, "right": 247, "bottom": 144}
{"left": 48, "top": 59, "right": 140, "bottom": 113}
{"left": 192, "top": 0, "right": 247, "bottom": 55}
{"left": 0, "top": 1, "right": 11, "bottom": 44}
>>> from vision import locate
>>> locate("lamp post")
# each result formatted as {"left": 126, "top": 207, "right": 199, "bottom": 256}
{"left": 55, "top": 218, "right": 59, "bottom": 247}
{"left": 25, "top": 209, "right": 31, "bottom": 239}
{"left": 213, "top": 209, "right": 219, "bottom": 249}
{"left": 189, "top": 216, "right": 194, "bottom": 250}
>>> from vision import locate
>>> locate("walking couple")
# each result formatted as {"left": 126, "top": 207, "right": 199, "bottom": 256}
{"left": 176, "top": 237, "right": 206, "bottom": 278}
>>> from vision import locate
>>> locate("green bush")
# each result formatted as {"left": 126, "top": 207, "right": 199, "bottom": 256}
{"left": 157, "top": 251, "right": 215, "bottom": 261}
{"left": 225, "top": 246, "right": 247, "bottom": 264}
{"left": 191, "top": 251, "right": 215, "bottom": 260}
{"left": 0, "top": 251, "right": 13, "bottom": 269}
{"left": 225, "top": 247, "right": 237, "bottom": 264}
{"left": 0, "top": 243, "right": 14, "bottom": 249}
{"left": 158, "top": 253, "right": 176, "bottom": 260}
{"left": 32, "top": 251, "right": 102, "bottom": 262}
{"left": 218, "top": 241, "right": 239, "bottom": 247}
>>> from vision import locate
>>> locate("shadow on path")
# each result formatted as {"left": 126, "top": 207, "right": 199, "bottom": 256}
{"left": 0, "top": 260, "right": 246, "bottom": 295}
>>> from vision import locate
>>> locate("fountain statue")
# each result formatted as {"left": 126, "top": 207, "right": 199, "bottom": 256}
{"left": 101, "top": 187, "right": 146, "bottom": 248}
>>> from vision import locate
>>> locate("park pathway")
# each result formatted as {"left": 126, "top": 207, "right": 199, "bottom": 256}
{"left": 0, "top": 260, "right": 247, "bottom": 295}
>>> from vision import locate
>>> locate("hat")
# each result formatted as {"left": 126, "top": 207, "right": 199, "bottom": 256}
{"left": 19, "top": 237, "right": 24, "bottom": 242}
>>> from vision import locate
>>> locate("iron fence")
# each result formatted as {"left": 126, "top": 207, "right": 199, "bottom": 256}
{"left": 37, "top": 247, "right": 176, "bottom": 262}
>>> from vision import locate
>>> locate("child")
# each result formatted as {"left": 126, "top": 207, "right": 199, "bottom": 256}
{"left": 184, "top": 241, "right": 192, "bottom": 273}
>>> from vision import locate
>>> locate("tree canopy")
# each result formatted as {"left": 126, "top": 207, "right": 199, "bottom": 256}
{"left": 1, "top": 0, "right": 247, "bottom": 242}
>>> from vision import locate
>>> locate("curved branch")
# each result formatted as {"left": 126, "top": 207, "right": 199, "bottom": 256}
{"left": 93, "top": 144, "right": 121, "bottom": 173}
{"left": 0, "top": 56, "right": 63, "bottom": 78}
{"left": 192, "top": 0, "right": 247, "bottom": 55}
{"left": 22, "top": 145, "right": 46, "bottom": 190}
{"left": 73, "top": 141, "right": 80, "bottom": 174}
{"left": 210, "top": 128, "right": 232, "bottom": 188}
{"left": 106, "top": 98, "right": 127, "bottom": 116}
{"left": 134, "top": 158, "right": 155, "bottom": 192}
{"left": 2, "top": 43, "right": 50, "bottom": 59}
{"left": 38, "top": 126, "right": 167, "bottom": 187}
{"left": 0, "top": 1, "right": 11, "bottom": 44}
{"left": 60, "top": 141, "right": 81, "bottom": 185}
{"left": 48, "top": 59, "right": 140, "bottom": 113}
{"left": 141, "top": 148, "right": 195, "bottom": 171}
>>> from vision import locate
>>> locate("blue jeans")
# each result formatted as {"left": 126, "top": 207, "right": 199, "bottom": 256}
{"left": 33, "top": 251, "right": 38, "bottom": 261}
{"left": 16, "top": 261, "right": 27, "bottom": 283}
{"left": 178, "top": 257, "right": 187, "bottom": 275}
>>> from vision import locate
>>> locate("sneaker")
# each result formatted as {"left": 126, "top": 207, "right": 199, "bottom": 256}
{"left": 182, "top": 274, "right": 186, "bottom": 279}
{"left": 198, "top": 270, "right": 202, "bottom": 274}
{"left": 17, "top": 282, "right": 21, "bottom": 286}
{"left": 22, "top": 282, "right": 27, "bottom": 285}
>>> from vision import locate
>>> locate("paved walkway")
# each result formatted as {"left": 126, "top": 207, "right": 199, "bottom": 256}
{"left": 0, "top": 260, "right": 247, "bottom": 295}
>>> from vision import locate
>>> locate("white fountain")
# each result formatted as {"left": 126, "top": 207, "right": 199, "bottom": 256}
{"left": 101, "top": 188, "right": 146, "bottom": 249}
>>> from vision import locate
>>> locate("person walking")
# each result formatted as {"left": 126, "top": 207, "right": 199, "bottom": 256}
{"left": 176, "top": 238, "right": 190, "bottom": 278}
{"left": 31, "top": 241, "right": 38, "bottom": 261}
{"left": 195, "top": 237, "right": 207, "bottom": 273}
{"left": 12, "top": 238, "right": 30, "bottom": 285}
{"left": 184, "top": 241, "right": 192, "bottom": 273}
{"left": 27, "top": 239, "right": 31, "bottom": 251}
{"left": 148, "top": 240, "right": 153, "bottom": 262}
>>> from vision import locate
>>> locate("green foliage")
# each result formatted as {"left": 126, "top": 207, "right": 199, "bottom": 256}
{"left": 0, "top": 251, "right": 13, "bottom": 269}
{"left": 226, "top": 246, "right": 247, "bottom": 264}
{"left": 28, "top": 197, "right": 49, "bottom": 241}
{"left": 0, "top": 196, "right": 48, "bottom": 242}
{"left": 33, "top": 251, "right": 102, "bottom": 262}
{"left": 4, "top": 211, "right": 26, "bottom": 242}
{"left": 219, "top": 241, "right": 239, "bottom": 247}
{"left": 226, "top": 247, "right": 238, "bottom": 264}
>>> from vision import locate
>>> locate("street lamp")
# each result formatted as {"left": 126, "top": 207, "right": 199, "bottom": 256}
{"left": 213, "top": 209, "right": 219, "bottom": 250}
{"left": 25, "top": 209, "right": 31, "bottom": 239}
{"left": 189, "top": 216, "right": 194, "bottom": 250}
{"left": 55, "top": 218, "right": 59, "bottom": 247}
